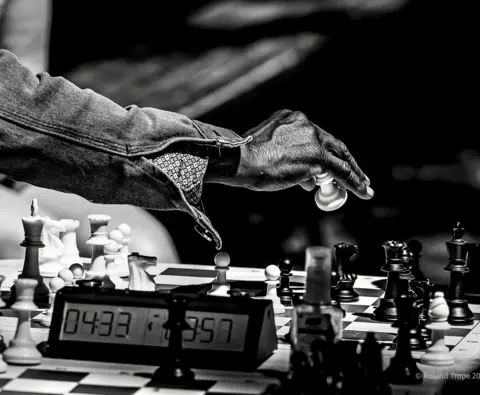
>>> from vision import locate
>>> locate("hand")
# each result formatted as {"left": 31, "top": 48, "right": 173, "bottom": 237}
{"left": 218, "top": 110, "right": 374, "bottom": 200}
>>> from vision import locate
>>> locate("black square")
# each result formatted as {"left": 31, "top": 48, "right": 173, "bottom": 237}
{"left": 70, "top": 384, "right": 140, "bottom": 395}
{"left": 161, "top": 268, "right": 216, "bottom": 278}
{"left": 19, "top": 369, "right": 88, "bottom": 382}
{"left": 145, "top": 379, "right": 216, "bottom": 390}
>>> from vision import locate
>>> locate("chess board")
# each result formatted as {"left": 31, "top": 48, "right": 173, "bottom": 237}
{"left": 2, "top": 260, "right": 480, "bottom": 394}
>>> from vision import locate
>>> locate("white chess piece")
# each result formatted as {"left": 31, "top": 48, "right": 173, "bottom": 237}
{"left": 264, "top": 265, "right": 285, "bottom": 314}
{"left": 39, "top": 217, "right": 66, "bottom": 277}
{"left": 0, "top": 339, "right": 7, "bottom": 372}
{"left": 59, "top": 219, "right": 81, "bottom": 267}
{"left": 0, "top": 275, "right": 6, "bottom": 308}
{"left": 420, "top": 291, "right": 455, "bottom": 366}
{"left": 108, "top": 229, "right": 129, "bottom": 277}
{"left": 57, "top": 269, "right": 74, "bottom": 286}
{"left": 127, "top": 253, "right": 157, "bottom": 291}
{"left": 40, "top": 277, "right": 66, "bottom": 327}
{"left": 85, "top": 215, "right": 115, "bottom": 288}
{"left": 207, "top": 252, "right": 231, "bottom": 297}
{"left": 314, "top": 172, "right": 348, "bottom": 212}
{"left": 3, "top": 279, "right": 42, "bottom": 365}
{"left": 104, "top": 241, "right": 124, "bottom": 288}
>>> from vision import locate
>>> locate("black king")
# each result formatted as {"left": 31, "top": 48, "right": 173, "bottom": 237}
{"left": 445, "top": 222, "right": 474, "bottom": 325}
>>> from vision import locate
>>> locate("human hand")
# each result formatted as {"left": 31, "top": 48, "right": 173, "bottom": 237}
{"left": 219, "top": 110, "right": 374, "bottom": 200}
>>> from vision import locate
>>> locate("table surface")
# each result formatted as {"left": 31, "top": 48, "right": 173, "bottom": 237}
{"left": 1, "top": 258, "right": 479, "bottom": 394}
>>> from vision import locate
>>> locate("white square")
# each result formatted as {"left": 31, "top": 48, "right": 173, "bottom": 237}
{"left": 2, "top": 378, "right": 77, "bottom": 394}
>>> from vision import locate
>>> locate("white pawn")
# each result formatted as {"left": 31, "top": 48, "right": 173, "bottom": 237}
{"left": 3, "top": 279, "right": 42, "bottom": 365}
{"left": 420, "top": 291, "right": 455, "bottom": 366}
{"left": 264, "top": 265, "right": 285, "bottom": 314}
{"left": 314, "top": 172, "right": 348, "bottom": 212}
{"left": 0, "top": 274, "right": 6, "bottom": 308}
{"left": 104, "top": 241, "right": 124, "bottom": 289}
{"left": 207, "top": 252, "right": 231, "bottom": 297}
{"left": 117, "top": 223, "right": 131, "bottom": 266}
{"left": 108, "top": 229, "right": 128, "bottom": 277}
{"left": 58, "top": 269, "right": 74, "bottom": 286}
{"left": 40, "top": 277, "right": 65, "bottom": 327}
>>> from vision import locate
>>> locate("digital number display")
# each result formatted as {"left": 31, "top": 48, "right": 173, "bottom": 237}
{"left": 59, "top": 302, "right": 248, "bottom": 352}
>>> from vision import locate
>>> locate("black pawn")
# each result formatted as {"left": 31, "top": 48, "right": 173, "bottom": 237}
{"left": 334, "top": 243, "right": 359, "bottom": 302}
{"left": 407, "top": 239, "right": 427, "bottom": 282}
{"left": 445, "top": 222, "right": 474, "bottom": 325}
{"left": 152, "top": 295, "right": 195, "bottom": 384}
{"left": 384, "top": 294, "right": 423, "bottom": 385}
{"left": 278, "top": 258, "right": 294, "bottom": 307}
{"left": 373, "top": 241, "right": 408, "bottom": 322}
{"left": 361, "top": 333, "right": 392, "bottom": 395}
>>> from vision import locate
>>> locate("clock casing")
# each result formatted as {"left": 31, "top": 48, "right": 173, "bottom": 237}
{"left": 46, "top": 286, "right": 278, "bottom": 370}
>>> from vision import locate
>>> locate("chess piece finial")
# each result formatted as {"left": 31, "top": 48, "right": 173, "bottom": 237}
{"left": 214, "top": 252, "right": 230, "bottom": 268}
{"left": 314, "top": 172, "right": 348, "bottom": 211}
{"left": 265, "top": 264, "right": 281, "bottom": 281}
{"left": 31, "top": 199, "right": 39, "bottom": 217}
{"left": 452, "top": 222, "right": 465, "bottom": 241}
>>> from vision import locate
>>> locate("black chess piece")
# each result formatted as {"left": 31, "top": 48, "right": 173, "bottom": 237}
{"left": 278, "top": 258, "right": 294, "bottom": 307}
{"left": 373, "top": 241, "right": 408, "bottom": 322}
{"left": 415, "top": 279, "right": 433, "bottom": 342}
{"left": 152, "top": 294, "right": 195, "bottom": 384}
{"left": 281, "top": 351, "right": 310, "bottom": 395}
{"left": 384, "top": 294, "right": 423, "bottom": 385}
{"left": 361, "top": 333, "right": 392, "bottom": 395}
{"left": 392, "top": 298, "right": 427, "bottom": 350}
{"left": 407, "top": 239, "right": 427, "bottom": 281}
{"left": 445, "top": 222, "right": 474, "bottom": 325}
{"left": 334, "top": 243, "right": 359, "bottom": 302}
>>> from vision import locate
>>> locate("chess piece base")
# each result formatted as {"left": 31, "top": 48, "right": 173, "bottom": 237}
{"left": 336, "top": 280, "right": 359, "bottom": 302}
{"left": 152, "top": 364, "right": 195, "bottom": 384}
{"left": 392, "top": 330, "right": 427, "bottom": 351}
{"left": 384, "top": 356, "right": 423, "bottom": 385}
{"left": 373, "top": 298, "right": 397, "bottom": 322}
{"left": 420, "top": 352, "right": 455, "bottom": 366}
{"left": 447, "top": 300, "right": 474, "bottom": 325}
{"left": 2, "top": 340, "right": 42, "bottom": 366}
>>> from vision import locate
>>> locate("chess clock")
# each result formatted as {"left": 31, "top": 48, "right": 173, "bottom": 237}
{"left": 46, "top": 283, "right": 278, "bottom": 370}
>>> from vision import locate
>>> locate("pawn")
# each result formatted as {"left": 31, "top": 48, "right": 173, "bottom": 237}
{"left": 40, "top": 277, "right": 65, "bottom": 327}
{"left": 207, "top": 252, "right": 231, "bottom": 297}
{"left": 69, "top": 263, "right": 85, "bottom": 281}
{"left": 314, "top": 173, "right": 348, "bottom": 212}
{"left": 3, "top": 279, "right": 42, "bottom": 365}
{"left": 58, "top": 269, "right": 74, "bottom": 286}
{"left": 264, "top": 265, "right": 285, "bottom": 315}
{"left": 278, "top": 258, "right": 294, "bottom": 307}
{"left": 420, "top": 292, "right": 455, "bottom": 366}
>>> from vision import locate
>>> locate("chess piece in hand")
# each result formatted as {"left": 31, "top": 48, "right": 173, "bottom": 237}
{"left": 204, "top": 110, "right": 373, "bottom": 200}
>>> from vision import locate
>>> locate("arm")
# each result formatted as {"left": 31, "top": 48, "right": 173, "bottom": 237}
{"left": 0, "top": 49, "right": 249, "bottom": 248}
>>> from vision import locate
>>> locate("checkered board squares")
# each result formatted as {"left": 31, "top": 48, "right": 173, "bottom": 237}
{"left": 0, "top": 365, "right": 278, "bottom": 395}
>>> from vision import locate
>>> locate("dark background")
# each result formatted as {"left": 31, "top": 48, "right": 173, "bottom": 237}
{"left": 47, "top": 0, "right": 476, "bottom": 277}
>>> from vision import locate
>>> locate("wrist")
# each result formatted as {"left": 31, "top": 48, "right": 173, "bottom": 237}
{"left": 204, "top": 147, "right": 241, "bottom": 184}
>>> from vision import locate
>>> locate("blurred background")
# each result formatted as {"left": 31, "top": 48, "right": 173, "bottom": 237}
{"left": 0, "top": 0, "right": 477, "bottom": 286}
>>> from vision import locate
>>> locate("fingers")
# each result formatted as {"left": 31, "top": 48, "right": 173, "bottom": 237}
{"left": 299, "top": 177, "right": 316, "bottom": 191}
{"left": 326, "top": 155, "right": 374, "bottom": 200}
{"left": 335, "top": 140, "right": 370, "bottom": 186}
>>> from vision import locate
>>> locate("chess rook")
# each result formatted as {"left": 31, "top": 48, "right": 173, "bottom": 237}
{"left": 314, "top": 172, "right": 348, "bottom": 211}
{"left": 3, "top": 279, "right": 42, "bottom": 365}
{"left": 444, "top": 223, "right": 474, "bottom": 325}
{"left": 373, "top": 241, "right": 408, "bottom": 322}
{"left": 10, "top": 199, "right": 49, "bottom": 307}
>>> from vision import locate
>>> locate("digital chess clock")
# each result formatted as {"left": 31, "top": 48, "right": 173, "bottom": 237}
{"left": 46, "top": 284, "right": 278, "bottom": 370}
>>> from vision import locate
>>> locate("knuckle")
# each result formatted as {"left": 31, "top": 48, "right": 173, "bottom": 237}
{"left": 292, "top": 111, "right": 308, "bottom": 122}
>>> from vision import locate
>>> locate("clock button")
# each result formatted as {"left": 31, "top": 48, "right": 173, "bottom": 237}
{"left": 228, "top": 289, "right": 255, "bottom": 298}
{"left": 76, "top": 279, "right": 102, "bottom": 288}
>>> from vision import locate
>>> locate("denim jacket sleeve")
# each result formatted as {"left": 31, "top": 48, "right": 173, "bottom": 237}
{"left": 0, "top": 49, "right": 251, "bottom": 249}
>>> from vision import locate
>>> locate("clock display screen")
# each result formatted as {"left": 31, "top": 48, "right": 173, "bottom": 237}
{"left": 59, "top": 302, "right": 249, "bottom": 352}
